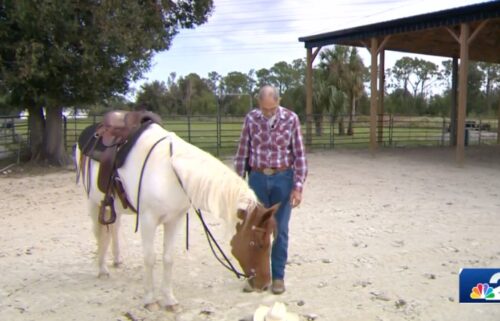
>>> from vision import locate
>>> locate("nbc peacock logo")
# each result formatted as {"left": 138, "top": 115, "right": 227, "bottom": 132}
{"left": 460, "top": 269, "right": 500, "bottom": 303}
{"left": 470, "top": 283, "right": 495, "bottom": 300}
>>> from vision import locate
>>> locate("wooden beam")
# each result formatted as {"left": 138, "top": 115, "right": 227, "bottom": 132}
{"left": 377, "top": 36, "right": 391, "bottom": 54}
{"left": 360, "top": 40, "right": 370, "bottom": 54}
{"left": 378, "top": 49, "right": 385, "bottom": 144}
{"left": 450, "top": 57, "right": 458, "bottom": 146}
{"left": 456, "top": 23, "right": 469, "bottom": 166}
{"left": 370, "top": 37, "right": 379, "bottom": 155}
{"left": 468, "top": 19, "right": 488, "bottom": 45}
{"left": 305, "top": 47, "right": 313, "bottom": 147}
{"left": 312, "top": 46, "right": 322, "bottom": 61}
{"left": 446, "top": 27, "right": 460, "bottom": 43}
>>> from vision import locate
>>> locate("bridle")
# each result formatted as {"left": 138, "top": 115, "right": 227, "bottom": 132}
{"left": 194, "top": 206, "right": 273, "bottom": 290}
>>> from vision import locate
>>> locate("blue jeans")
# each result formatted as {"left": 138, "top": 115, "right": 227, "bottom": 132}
{"left": 249, "top": 169, "right": 293, "bottom": 280}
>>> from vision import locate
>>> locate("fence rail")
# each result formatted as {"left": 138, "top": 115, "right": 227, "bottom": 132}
{"left": 0, "top": 113, "right": 498, "bottom": 161}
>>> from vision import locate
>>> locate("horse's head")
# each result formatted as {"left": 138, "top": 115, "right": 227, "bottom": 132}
{"left": 230, "top": 203, "right": 279, "bottom": 291}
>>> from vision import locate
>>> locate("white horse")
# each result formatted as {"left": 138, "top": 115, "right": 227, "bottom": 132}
{"left": 76, "top": 123, "right": 278, "bottom": 310}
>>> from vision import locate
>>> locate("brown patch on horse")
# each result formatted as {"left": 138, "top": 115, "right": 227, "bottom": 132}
{"left": 230, "top": 203, "right": 280, "bottom": 291}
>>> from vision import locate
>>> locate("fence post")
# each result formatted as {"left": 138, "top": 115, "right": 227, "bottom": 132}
{"left": 329, "top": 114, "right": 333, "bottom": 149}
{"left": 478, "top": 118, "right": 482, "bottom": 146}
{"left": 441, "top": 117, "right": 446, "bottom": 147}
{"left": 63, "top": 115, "right": 67, "bottom": 151}
{"left": 216, "top": 111, "right": 221, "bottom": 157}
{"left": 93, "top": 115, "right": 96, "bottom": 124}
{"left": 389, "top": 114, "right": 394, "bottom": 146}
{"left": 187, "top": 114, "right": 192, "bottom": 143}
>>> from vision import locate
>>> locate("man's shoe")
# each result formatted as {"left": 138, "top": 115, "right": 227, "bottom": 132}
{"left": 271, "top": 279, "right": 286, "bottom": 295}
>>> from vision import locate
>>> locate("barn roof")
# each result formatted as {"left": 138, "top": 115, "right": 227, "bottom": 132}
{"left": 298, "top": 1, "right": 500, "bottom": 63}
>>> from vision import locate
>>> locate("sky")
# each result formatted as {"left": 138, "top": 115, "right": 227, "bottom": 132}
{"left": 129, "top": 0, "right": 490, "bottom": 96}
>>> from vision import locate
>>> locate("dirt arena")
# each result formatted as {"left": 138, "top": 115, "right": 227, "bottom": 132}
{"left": 1, "top": 147, "right": 500, "bottom": 321}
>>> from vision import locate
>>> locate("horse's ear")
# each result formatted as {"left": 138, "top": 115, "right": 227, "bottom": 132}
{"left": 237, "top": 209, "right": 246, "bottom": 220}
{"left": 259, "top": 203, "right": 280, "bottom": 226}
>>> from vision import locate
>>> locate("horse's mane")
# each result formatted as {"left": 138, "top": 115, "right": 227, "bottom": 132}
{"left": 168, "top": 131, "right": 258, "bottom": 230}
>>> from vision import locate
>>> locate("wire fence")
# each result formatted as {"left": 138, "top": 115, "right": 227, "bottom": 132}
{"left": 0, "top": 116, "right": 29, "bottom": 163}
{"left": 0, "top": 113, "right": 498, "bottom": 161}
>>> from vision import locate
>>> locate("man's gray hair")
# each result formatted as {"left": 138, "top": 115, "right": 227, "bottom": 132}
{"left": 258, "top": 85, "right": 280, "bottom": 101}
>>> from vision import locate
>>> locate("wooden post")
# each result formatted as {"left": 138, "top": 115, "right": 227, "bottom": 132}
{"left": 306, "top": 47, "right": 313, "bottom": 146}
{"left": 497, "top": 100, "right": 500, "bottom": 144}
{"left": 450, "top": 57, "right": 458, "bottom": 146}
{"left": 378, "top": 49, "right": 385, "bottom": 144}
{"left": 370, "top": 37, "right": 379, "bottom": 154}
{"left": 457, "top": 23, "right": 469, "bottom": 166}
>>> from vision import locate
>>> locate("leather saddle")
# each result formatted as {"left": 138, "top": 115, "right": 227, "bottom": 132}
{"left": 78, "top": 110, "right": 162, "bottom": 225}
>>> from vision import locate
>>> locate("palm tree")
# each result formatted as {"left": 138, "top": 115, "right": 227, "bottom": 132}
{"left": 319, "top": 46, "right": 365, "bottom": 135}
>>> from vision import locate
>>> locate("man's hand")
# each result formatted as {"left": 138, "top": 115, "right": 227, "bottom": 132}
{"left": 290, "top": 189, "right": 302, "bottom": 208}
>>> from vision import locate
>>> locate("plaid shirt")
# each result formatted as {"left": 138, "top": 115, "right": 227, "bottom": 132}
{"left": 234, "top": 106, "right": 308, "bottom": 192}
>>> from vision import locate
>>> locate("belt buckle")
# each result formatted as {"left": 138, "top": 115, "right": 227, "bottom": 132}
{"left": 263, "top": 168, "right": 274, "bottom": 175}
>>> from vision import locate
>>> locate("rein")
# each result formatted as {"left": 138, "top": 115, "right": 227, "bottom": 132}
{"left": 194, "top": 208, "right": 249, "bottom": 279}
{"left": 167, "top": 140, "right": 250, "bottom": 280}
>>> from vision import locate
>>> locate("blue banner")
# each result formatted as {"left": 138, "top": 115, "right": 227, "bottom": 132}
{"left": 459, "top": 268, "right": 500, "bottom": 303}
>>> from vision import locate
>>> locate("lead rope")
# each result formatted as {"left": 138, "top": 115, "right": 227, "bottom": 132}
{"left": 185, "top": 212, "right": 189, "bottom": 251}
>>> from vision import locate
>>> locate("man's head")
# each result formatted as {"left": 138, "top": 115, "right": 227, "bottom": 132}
{"left": 258, "top": 85, "right": 279, "bottom": 113}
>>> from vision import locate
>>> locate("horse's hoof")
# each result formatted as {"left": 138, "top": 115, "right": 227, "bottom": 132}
{"left": 113, "top": 261, "right": 123, "bottom": 268}
{"left": 164, "top": 304, "right": 180, "bottom": 313}
{"left": 98, "top": 271, "right": 110, "bottom": 279}
{"left": 144, "top": 302, "right": 161, "bottom": 312}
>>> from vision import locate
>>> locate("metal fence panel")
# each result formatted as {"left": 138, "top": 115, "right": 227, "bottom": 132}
{"left": 1, "top": 113, "right": 498, "bottom": 162}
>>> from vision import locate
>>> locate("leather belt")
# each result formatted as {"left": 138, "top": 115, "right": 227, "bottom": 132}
{"left": 251, "top": 166, "right": 289, "bottom": 175}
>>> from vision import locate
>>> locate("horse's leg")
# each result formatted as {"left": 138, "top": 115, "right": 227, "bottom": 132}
{"left": 111, "top": 212, "right": 123, "bottom": 267}
{"left": 89, "top": 202, "right": 111, "bottom": 278}
{"left": 160, "top": 218, "right": 182, "bottom": 311}
{"left": 140, "top": 214, "right": 159, "bottom": 310}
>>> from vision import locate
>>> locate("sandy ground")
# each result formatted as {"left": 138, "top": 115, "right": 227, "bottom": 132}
{"left": 1, "top": 146, "right": 500, "bottom": 321}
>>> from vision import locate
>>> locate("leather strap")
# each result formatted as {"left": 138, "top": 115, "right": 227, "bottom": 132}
{"left": 251, "top": 166, "right": 289, "bottom": 175}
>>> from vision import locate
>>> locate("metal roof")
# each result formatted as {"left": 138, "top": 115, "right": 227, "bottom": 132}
{"left": 298, "top": 1, "right": 500, "bottom": 63}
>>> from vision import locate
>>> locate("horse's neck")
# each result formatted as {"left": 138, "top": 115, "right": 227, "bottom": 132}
{"left": 170, "top": 135, "right": 256, "bottom": 226}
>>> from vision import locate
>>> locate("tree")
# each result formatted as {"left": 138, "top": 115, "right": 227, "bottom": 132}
{"left": 478, "top": 62, "right": 500, "bottom": 115}
{"left": 222, "top": 71, "right": 253, "bottom": 114}
{"left": 178, "top": 73, "right": 216, "bottom": 115}
{"left": 0, "top": 0, "right": 213, "bottom": 165}
{"left": 270, "top": 61, "right": 294, "bottom": 95}
{"left": 136, "top": 81, "right": 169, "bottom": 114}
{"left": 256, "top": 68, "right": 274, "bottom": 88}
{"left": 320, "top": 46, "right": 365, "bottom": 135}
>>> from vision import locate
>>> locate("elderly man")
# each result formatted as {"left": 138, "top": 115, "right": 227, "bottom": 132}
{"left": 234, "top": 85, "right": 307, "bottom": 294}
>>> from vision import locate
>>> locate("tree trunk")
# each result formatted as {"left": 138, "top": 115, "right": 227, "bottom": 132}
{"left": 347, "top": 94, "right": 355, "bottom": 136}
{"left": 43, "top": 106, "right": 69, "bottom": 166}
{"left": 314, "top": 113, "right": 323, "bottom": 136}
{"left": 27, "top": 105, "right": 45, "bottom": 161}
{"left": 338, "top": 115, "right": 345, "bottom": 135}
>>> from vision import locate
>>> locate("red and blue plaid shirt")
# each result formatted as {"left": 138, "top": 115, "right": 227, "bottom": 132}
{"left": 234, "top": 106, "right": 308, "bottom": 192}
